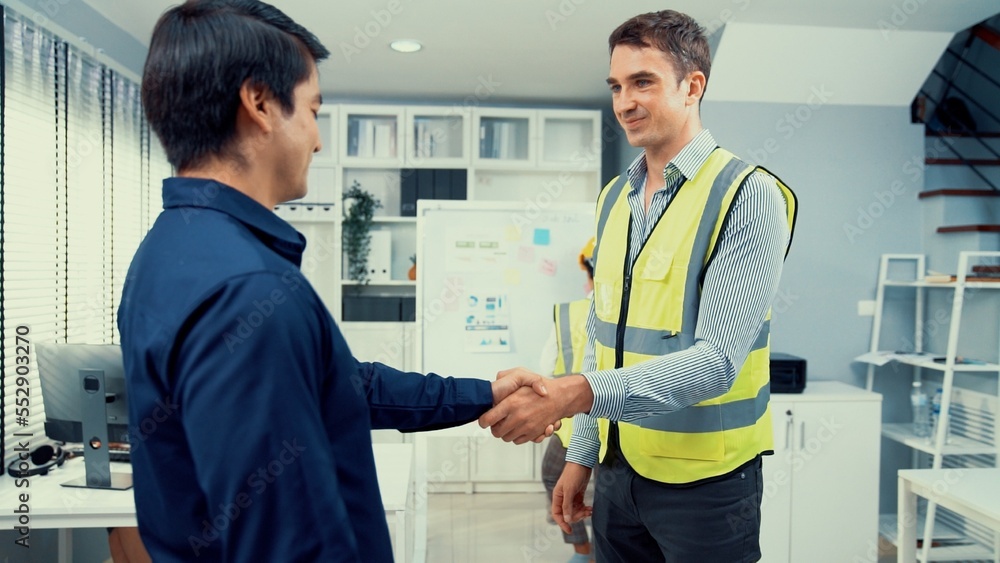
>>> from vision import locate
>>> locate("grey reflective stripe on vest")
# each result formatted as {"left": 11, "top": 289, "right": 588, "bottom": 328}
{"left": 677, "top": 156, "right": 752, "bottom": 349}
{"left": 556, "top": 304, "right": 574, "bottom": 376}
{"left": 635, "top": 383, "right": 770, "bottom": 433}
{"left": 751, "top": 319, "right": 770, "bottom": 352}
{"left": 593, "top": 174, "right": 629, "bottom": 272}
{"left": 595, "top": 318, "right": 683, "bottom": 356}
{"left": 595, "top": 318, "right": 770, "bottom": 357}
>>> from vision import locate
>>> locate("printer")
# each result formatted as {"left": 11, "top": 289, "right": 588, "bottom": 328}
{"left": 769, "top": 352, "right": 807, "bottom": 393}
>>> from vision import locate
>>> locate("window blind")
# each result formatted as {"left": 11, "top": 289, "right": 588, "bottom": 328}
{"left": 1, "top": 5, "right": 170, "bottom": 467}
{"left": 2, "top": 9, "right": 61, "bottom": 468}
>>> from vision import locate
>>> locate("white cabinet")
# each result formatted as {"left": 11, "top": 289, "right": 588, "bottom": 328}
{"left": 760, "top": 381, "right": 882, "bottom": 563}
{"left": 472, "top": 107, "right": 536, "bottom": 168}
{"left": 404, "top": 107, "right": 471, "bottom": 168}
{"left": 537, "top": 109, "right": 601, "bottom": 171}
{"left": 339, "top": 105, "right": 404, "bottom": 167}
{"left": 340, "top": 321, "right": 417, "bottom": 371}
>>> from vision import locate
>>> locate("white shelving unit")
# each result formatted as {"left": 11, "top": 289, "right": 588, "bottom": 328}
{"left": 276, "top": 103, "right": 602, "bottom": 336}
{"left": 859, "top": 251, "right": 1000, "bottom": 561}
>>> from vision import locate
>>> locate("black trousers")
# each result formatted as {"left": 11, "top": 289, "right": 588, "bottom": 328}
{"left": 591, "top": 433, "right": 763, "bottom": 563}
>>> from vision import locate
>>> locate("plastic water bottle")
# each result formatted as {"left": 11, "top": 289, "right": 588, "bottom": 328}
{"left": 911, "top": 381, "right": 930, "bottom": 438}
{"left": 930, "top": 387, "right": 951, "bottom": 444}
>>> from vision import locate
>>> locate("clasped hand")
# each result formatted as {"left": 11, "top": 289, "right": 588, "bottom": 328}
{"left": 481, "top": 367, "right": 593, "bottom": 445}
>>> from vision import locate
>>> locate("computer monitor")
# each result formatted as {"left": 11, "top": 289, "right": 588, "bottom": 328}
{"left": 36, "top": 342, "right": 132, "bottom": 490}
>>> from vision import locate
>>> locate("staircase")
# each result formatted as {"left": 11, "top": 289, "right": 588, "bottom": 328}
{"left": 915, "top": 14, "right": 1000, "bottom": 271}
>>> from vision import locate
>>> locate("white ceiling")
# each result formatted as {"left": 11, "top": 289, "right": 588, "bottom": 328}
{"left": 80, "top": 0, "right": 1000, "bottom": 106}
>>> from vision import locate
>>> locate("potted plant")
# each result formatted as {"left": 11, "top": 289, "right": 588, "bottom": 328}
{"left": 342, "top": 180, "right": 382, "bottom": 287}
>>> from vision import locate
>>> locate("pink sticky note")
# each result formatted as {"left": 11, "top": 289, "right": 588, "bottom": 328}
{"left": 540, "top": 259, "right": 557, "bottom": 277}
{"left": 518, "top": 245, "right": 535, "bottom": 263}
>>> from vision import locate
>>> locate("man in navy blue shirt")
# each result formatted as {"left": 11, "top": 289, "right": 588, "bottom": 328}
{"left": 118, "top": 2, "right": 549, "bottom": 561}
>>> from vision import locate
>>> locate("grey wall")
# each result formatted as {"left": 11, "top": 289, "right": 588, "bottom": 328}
{"left": 700, "top": 103, "right": 925, "bottom": 383}
{"left": 18, "top": 0, "right": 148, "bottom": 76}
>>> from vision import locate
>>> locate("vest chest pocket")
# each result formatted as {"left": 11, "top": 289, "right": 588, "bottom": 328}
{"left": 632, "top": 250, "right": 686, "bottom": 330}
{"left": 593, "top": 278, "right": 620, "bottom": 321}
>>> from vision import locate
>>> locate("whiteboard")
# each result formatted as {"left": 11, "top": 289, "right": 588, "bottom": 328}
{"left": 416, "top": 200, "right": 595, "bottom": 408}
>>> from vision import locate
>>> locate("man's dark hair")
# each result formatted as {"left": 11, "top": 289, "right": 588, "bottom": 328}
{"left": 609, "top": 11, "right": 711, "bottom": 93}
{"left": 142, "top": 0, "right": 330, "bottom": 171}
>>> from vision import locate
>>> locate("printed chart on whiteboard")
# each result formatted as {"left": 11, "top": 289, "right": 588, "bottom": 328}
{"left": 464, "top": 293, "right": 510, "bottom": 352}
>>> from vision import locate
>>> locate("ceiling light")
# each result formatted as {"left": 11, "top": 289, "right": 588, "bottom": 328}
{"left": 390, "top": 40, "right": 422, "bottom": 53}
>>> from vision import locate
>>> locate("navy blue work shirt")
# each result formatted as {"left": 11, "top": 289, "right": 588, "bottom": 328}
{"left": 117, "top": 178, "right": 493, "bottom": 562}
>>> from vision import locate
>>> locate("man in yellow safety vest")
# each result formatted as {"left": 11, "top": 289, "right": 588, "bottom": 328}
{"left": 481, "top": 9, "right": 797, "bottom": 562}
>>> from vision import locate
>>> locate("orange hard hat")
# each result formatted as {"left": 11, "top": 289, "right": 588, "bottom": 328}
{"left": 578, "top": 237, "right": 596, "bottom": 271}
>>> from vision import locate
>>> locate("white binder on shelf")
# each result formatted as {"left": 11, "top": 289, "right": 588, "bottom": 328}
{"left": 367, "top": 230, "right": 392, "bottom": 282}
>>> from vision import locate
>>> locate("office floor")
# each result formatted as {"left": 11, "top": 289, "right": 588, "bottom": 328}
{"left": 426, "top": 492, "right": 589, "bottom": 563}
{"left": 425, "top": 492, "right": 897, "bottom": 563}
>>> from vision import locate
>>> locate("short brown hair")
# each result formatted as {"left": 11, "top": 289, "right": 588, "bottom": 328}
{"left": 609, "top": 10, "right": 711, "bottom": 87}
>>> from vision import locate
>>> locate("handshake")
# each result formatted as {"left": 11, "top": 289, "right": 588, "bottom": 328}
{"left": 479, "top": 367, "right": 595, "bottom": 445}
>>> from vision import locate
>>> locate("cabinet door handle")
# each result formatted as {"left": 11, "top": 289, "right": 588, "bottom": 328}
{"left": 785, "top": 410, "right": 793, "bottom": 450}
{"left": 799, "top": 421, "right": 806, "bottom": 450}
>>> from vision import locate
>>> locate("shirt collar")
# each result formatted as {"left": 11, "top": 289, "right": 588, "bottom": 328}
{"left": 161, "top": 177, "right": 306, "bottom": 265}
{"left": 625, "top": 129, "right": 718, "bottom": 192}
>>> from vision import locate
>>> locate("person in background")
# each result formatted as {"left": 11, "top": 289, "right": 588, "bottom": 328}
{"left": 538, "top": 238, "right": 596, "bottom": 563}
{"left": 481, "top": 10, "right": 797, "bottom": 562}
{"left": 117, "top": 2, "right": 549, "bottom": 562}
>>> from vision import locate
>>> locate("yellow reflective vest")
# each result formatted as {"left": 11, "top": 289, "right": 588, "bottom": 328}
{"left": 592, "top": 147, "right": 797, "bottom": 484}
{"left": 552, "top": 298, "right": 590, "bottom": 447}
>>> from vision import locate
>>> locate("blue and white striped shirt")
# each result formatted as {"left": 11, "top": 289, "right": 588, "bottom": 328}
{"left": 565, "top": 129, "right": 791, "bottom": 468}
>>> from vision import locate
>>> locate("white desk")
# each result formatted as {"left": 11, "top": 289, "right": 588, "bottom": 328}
{"left": 0, "top": 443, "right": 415, "bottom": 562}
{"left": 374, "top": 443, "right": 415, "bottom": 563}
{"left": 897, "top": 468, "right": 1000, "bottom": 562}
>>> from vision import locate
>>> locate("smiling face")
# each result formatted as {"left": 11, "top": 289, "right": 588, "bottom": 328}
{"left": 607, "top": 44, "right": 704, "bottom": 163}
{"left": 270, "top": 63, "right": 323, "bottom": 204}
